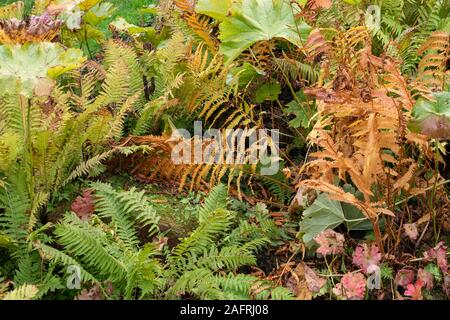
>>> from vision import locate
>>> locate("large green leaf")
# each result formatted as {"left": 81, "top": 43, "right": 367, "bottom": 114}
{"left": 83, "top": 2, "right": 116, "bottom": 26}
{"left": 254, "top": 80, "right": 281, "bottom": 103}
{"left": 0, "top": 42, "right": 85, "bottom": 97}
{"left": 196, "top": 0, "right": 235, "bottom": 21}
{"left": 408, "top": 92, "right": 450, "bottom": 140}
{"left": 212, "top": 0, "right": 311, "bottom": 63}
{"left": 299, "top": 191, "right": 372, "bottom": 246}
{"left": 299, "top": 193, "right": 345, "bottom": 245}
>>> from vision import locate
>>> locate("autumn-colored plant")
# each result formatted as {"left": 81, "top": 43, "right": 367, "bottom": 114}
{"left": 295, "top": 26, "right": 447, "bottom": 254}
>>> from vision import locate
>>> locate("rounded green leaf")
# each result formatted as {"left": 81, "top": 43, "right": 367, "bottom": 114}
{"left": 216, "top": 0, "right": 311, "bottom": 63}
{"left": 0, "top": 42, "right": 85, "bottom": 97}
{"left": 408, "top": 92, "right": 450, "bottom": 140}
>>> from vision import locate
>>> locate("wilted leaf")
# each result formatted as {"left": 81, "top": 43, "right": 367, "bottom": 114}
{"left": 404, "top": 280, "right": 423, "bottom": 300}
{"left": 352, "top": 243, "right": 382, "bottom": 274}
{"left": 404, "top": 223, "right": 418, "bottom": 241}
{"left": 424, "top": 241, "right": 448, "bottom": 273}
{"left": 310, "top": 0, "right": 332, "bottom": 9}
{"left": 394, "top": 268, "right": 415, "bottom": 288}
{"left": 0, "top": 14, "right": 63, "bottom": 44}
{"left": 285, "top": 263, "right": 313, "bottom": 300}
{"left": 304, "top": 265, "right": 326, "bottom": 293}
{"left": 34, "top": 77, "right": 55, "bottom": 97}
{"left": 333, "top": 272, "right": 366, "bottom": 300}
{"left": 417, "top": 268, "right": 434, "bottom": 290}
{"left": 314, "top": 229, "right": 345, "bottom": 256}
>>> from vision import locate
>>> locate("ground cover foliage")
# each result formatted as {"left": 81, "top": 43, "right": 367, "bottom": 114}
{"left": 0, "top": 0, "right": 449, "bottom": 300}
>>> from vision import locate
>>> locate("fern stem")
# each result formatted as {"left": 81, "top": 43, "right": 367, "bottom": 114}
{"left": 21, "top": 96, "right": 35, "bottom": 207}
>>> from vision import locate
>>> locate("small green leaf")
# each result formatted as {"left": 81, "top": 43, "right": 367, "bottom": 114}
{"left": 425, "top": 263, "right": 442, "bottom": 283}
{"left": 141, "top": 4, "right": 158, "bottom": 15}
{"left": 380, "top": 264, "right": 394, "bottom": 280}
{"left": 255, "top": 80, "right": 281, "bottom": 103}
{"left": 109, "top": 18, "right": 158, "bottom": 45}
{"left": 229, "top": 62, "right": 262, "bottom": 87}
{"left": 284, "top": 92, "right": 309, "bottom": 128}
{"left": 285, "top": 100, "right": 309, "bottom": 129}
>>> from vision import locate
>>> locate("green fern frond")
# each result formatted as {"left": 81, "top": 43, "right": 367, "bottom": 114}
{"left": 53, "top": 214, "right": 128, "bottom": 282}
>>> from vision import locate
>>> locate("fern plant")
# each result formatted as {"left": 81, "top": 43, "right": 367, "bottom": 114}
{"left": 0, "top": 38, "right": 153, "bottom": 298}
{"left": 33, "top": 183, "right": 292, "bottom": 300}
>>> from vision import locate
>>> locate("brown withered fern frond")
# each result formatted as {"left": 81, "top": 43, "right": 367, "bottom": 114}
{"left": 242, "top": 41, "right": 275, "bottom": 74}
{"left": 297, "top": 26, "right": 432, "bottom": 252}
{"left": 119, "top": 134, "right": 264, "bottom": 198}
{"left": 174, "top": 0, "right": 218, "bottom": 52}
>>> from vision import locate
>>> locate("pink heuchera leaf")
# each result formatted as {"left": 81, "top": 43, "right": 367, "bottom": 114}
{"left": 424, "top": 241, "right": 448, "bottom": 273}
{"left": 443, "top": 274, "right": 450, "bottom": 298}
{"left": 352, "top": 243, "right": 382, "bottom": 274}
{"left": 404, "top": 223, "right": 418, "bottom": 241}
{"left": 332, "top": 272, "right": 366, "bottom": 300}
{"left": 417, "top": 268, "right": 433, "bottom": 290}
{"left": 75, "top": 282, "right": 114, "bottom": 300}
{"left": 71, "top": 189, "right": 95, "bottom": 221}
{"left": 314, "top": 229, "right": 345, "bottom": 256}
{"left": 304, "top": 265, "right": 326, "bottom": 293}
{"left": 404, "top": 279, "right": 424, "bottom": 300}
{"left": 394, "top": 268, "right": 415, "bottom": 288}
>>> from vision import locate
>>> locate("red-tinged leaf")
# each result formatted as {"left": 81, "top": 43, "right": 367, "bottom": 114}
{"left": 417, "top": 268, "right": 433, "bottom": 290}
{"left": 333, "top": 272, "right": 366, "bottom": 300}
{"left": 71, "top": 189, "right": 95, "bottom": 221}
{"left": 404, "top": 280, "right": 423, "bottom": 300}
{"left": 424, "top": 241, "right": 448, "bottom": 273}
{"left": 394, "top": 268, "right": 415, "bottom": 288}
{"left": 314, "top": 229, "right": 345, "bottom": 256}
{"left": 352, "top": 243, "right": 382, "bottom": 274}
{"left": 304, "top": 265, "right": 326, "bottom": 293}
